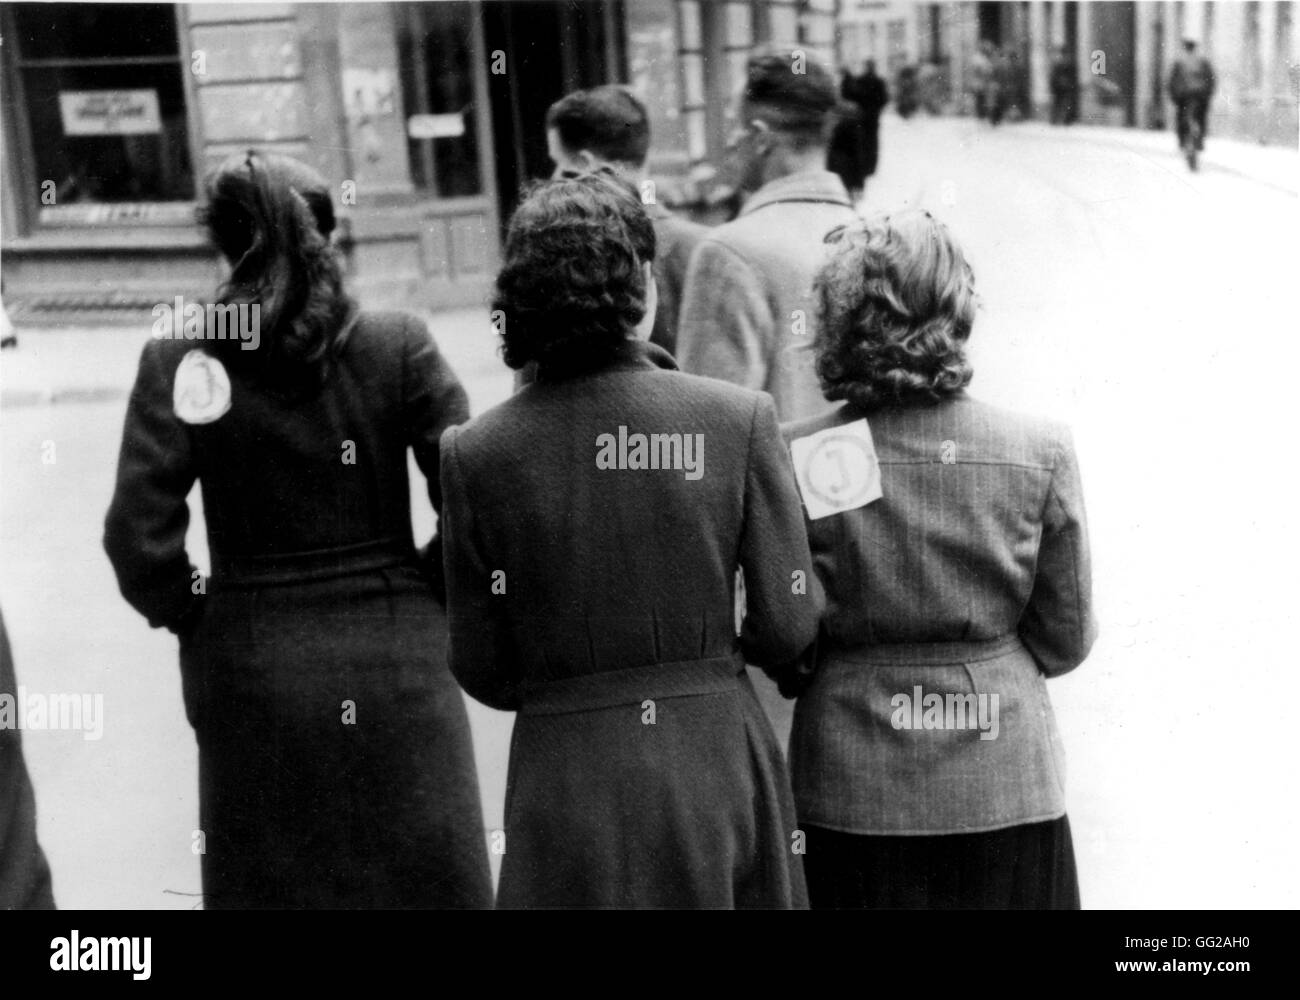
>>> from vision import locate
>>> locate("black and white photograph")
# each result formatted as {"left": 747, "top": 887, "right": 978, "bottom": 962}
{"left": 0, "top": 0, "right": 1296, "bottom": 967}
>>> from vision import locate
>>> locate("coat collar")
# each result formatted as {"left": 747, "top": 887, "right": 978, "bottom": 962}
{"left": 534, "top": 337, "right": 679, "bottom": 383}
{"left": 739, "top": 169, "right": 853, "bottom": 218}
{"left": 602, "top": 337, "right": 680, "bottom": 373}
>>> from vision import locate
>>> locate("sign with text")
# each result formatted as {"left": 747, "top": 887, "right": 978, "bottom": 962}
{"left": 407, "top": 113, "right": 466, "bottom": 139}
{"left": 59, "top": 90, "right": 162, "bottom": 136}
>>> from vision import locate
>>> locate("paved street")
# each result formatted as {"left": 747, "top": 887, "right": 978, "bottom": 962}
{"left": 2, "top": 114, "right": 1297, "bottom": 908}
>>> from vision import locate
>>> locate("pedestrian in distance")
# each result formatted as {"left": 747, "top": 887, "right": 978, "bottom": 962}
{"left": 1169, "top": 38, "right": 1216, "bottom": 167}
{"left": 783, "top": 209, "right": 1096, "bottom": 909}
{"left": 1049, "top": 46, "right": 1080, "bottom": 125}
{"left": 828, "top": 59, "right": 889, "bottom": 204}
{"left": 895, "top": 63, "right": 920, "bottom": 119}
{"left": 104, "top": 150, "right": 493, "bottom": 909}
{"left": 441, "top": 168, "right": 822, "bottom": 908}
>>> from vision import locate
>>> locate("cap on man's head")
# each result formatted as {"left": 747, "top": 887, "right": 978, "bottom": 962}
{"left": 743, "top": 45, "right": 838, "bottom": 137}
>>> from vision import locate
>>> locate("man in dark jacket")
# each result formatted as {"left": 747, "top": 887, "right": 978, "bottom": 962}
{"left": 546, "top": 85, "right": 706, "bottom": 357}
{"left": 0, "top": 609, "right": 56, "bottom": 909}
{"left": 1169, "top": 38, "right": 1216, "bottom": 152}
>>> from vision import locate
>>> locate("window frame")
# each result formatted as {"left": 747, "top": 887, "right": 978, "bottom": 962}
{"left": 1, "top": 3, "right": 205, "bottom": 235}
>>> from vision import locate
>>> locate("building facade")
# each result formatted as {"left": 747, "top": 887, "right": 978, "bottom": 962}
{"left": 0, "top": 0, "right": 835, "bottom": 323}
{"left": 837, "top": 1, "right": 1299, "bottom": 143}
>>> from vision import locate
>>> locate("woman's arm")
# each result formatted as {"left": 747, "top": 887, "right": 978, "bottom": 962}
{"left": 103, "top": 341, "right": 201, "bottom": 634}
{"left": 738, "top": 394, "right": 825, "bottom": 681}
{"left": 1020, "top": 426, "right": 1098, "bottom": 677}
{"left": 404, "top": 316, "right": 471, "bottom": 602}
{"left": 439, "top": 426, "right": 522, "bottom": 712}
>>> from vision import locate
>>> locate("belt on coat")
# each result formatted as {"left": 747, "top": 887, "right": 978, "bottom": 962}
{"left": 518, "top": 652, "right": 748, "bottom": 716}
{"left": 827, "top": 633, "right": 1024, "bottom": 667}
{"left": 211, "top": 536, "right": 414, "bottom": 587}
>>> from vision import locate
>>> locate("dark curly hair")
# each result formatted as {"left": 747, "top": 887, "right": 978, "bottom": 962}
{"left": 494, "top": 168, "right": 656, "bottom": 380}
{"left": 814, "top": 209, "right": 977, "bottom": 409}
{"left": 198, "top": 150, "right": 353, "bottom": 392}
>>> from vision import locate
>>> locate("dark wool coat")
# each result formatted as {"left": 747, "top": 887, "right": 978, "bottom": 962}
{"left": 646, "top": 203, "right": 708, "bottom": 357}
{"left": 441, "top": 340, "right": 821, "bottom": 908}
{"left": 103, "top": 312, "right": 493, "bottom": 909}
{"left": 782, "top": 396, "right": 1097, "bottom": 836}
{"left": 0, "top": 610, "right": 56, "bottom": 910}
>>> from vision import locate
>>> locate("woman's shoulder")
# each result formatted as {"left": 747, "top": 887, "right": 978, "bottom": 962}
{"left": 905, "top": 395, "right": 1075, "bottom": 468}
{"left": 346, "top": 310, "right": 430, "bottom": 348}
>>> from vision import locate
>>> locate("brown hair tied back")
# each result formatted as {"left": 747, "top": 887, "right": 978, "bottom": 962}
{"left": 198, "top": 150, "right": 351, "bottom": 392}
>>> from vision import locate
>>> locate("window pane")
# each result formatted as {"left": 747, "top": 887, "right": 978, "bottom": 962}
{"left": 21, "top": 63, "right": 194, "bottom": 202}
{"left": 682, "top": 52, "right": 706, "bottom": 107}
{"left": 12, "top": 3, "right": 180, "bottom": 61}
{"left": 679, "top": 0, "right": 702, "bottom": 51}
{"left": 398, "top": 2, "right": 482, "bottom": 197}
{"left": 685, "top": 109, "right": 707, "bottom": 160}
{"left": 769, "top": 5, "right": 798, "bottom": 42}
{"left": 726, "top": 49, "right": 750, "bottom": 125}
{"left": 726, "top": 3, "right": 752, "bottom": 46}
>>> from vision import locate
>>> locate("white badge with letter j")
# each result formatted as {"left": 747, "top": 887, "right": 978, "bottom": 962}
{"left": 173, "top": 349, "right": 231, "bottom": 425}
{"left": 789, "top": 418, "right": 882, "bottom": 520}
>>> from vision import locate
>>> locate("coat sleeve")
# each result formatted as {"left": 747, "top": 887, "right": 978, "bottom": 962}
{"left": 103, "top": 341, "right": 201, "bottom": 634}
{"left": 1019, "top": 427, "right": 1098, "bottom": 678}
{"left": 737, "top": 394, "right": 824, "bottom": 679}
{"left": 404, "top": 317, "right": 471, "bottom": 601}
{"left": 440, "top": 426, "right": 523, "bottom": 711}
{"left": 0, "top": 610, "right": 56, "bottom": 909}
{"left": 676, "top": 237, "right": 774, "bottom": 393}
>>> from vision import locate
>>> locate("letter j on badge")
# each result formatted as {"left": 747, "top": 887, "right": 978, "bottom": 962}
{"left": 789, "top": 419, "right": 883, "bottom": 520}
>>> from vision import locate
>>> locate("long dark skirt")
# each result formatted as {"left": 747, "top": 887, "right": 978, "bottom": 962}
{"left": 180, "top": 565, "right": 493, "bottom": 909}
{"left": 803, "top": 816, "right": 1080, "bottom": 910}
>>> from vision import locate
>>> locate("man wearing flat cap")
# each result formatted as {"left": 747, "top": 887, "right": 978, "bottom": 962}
{"left": 676, "top": 45, "right": 857, "bottom": 425}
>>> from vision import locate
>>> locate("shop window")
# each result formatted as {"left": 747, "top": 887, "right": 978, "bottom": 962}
{"left": 396, "top": 1, "right": 483, "bottom": 198}
{"left": 7, "top": 3, "right": 195, "bottom": 213}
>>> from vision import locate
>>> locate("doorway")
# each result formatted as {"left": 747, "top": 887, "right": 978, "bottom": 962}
{"left": 480, "top": 0, "right": 626, "bottom": 227}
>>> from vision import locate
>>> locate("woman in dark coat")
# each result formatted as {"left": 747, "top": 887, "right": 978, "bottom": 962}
{"left": 783, "top": 210, "right": 1096, "bottom": 909}
{"left": 1, "top": 609, "right": 56, "bottom": 909}
{"left": 441, "top": 170, "right": 822, "bottom": 908}
{"left": 103, "top": 151, "right": 492, "bottom": 909}
{"left": 828, "top": 62, "right": 889, "bottom": 203}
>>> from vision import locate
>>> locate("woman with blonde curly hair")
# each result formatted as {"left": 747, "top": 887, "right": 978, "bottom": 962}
{"left": 782, "top": 208, "right": 1097, "bottom": 909}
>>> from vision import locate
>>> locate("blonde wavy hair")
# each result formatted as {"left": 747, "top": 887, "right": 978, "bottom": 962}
{"left": 813, "top": 209, "right": 977, "bottom": 409}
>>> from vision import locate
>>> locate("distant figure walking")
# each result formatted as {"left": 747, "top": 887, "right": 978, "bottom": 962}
{"left": 968, "top": 41, "right": 994, "bottom": 119}
{"left": 895, "top": 63, "right": 920, "bottom": 119}
{"left": 1049, "top": 46, "right": 1079, "bottom": 125}
{"left": 828, "top": 60, "right": 889, "bottom": 203}
{"left": 987, "top": 45, "right": 1015, "bottom": 125}
{"left": 1169, "top": 38, "right": 1215, "bottom": 167}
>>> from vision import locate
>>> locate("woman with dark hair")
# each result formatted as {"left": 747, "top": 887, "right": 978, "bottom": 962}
{"left": 104, "top": 150, "right": 492, "bottom": 909}
{"left": 783, "top": 209, "right": 1096, "bottom": 909}
{"left": 442, "top": 169, "right": 821, "bottom": 908}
